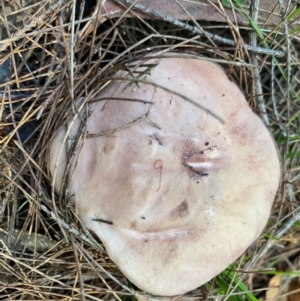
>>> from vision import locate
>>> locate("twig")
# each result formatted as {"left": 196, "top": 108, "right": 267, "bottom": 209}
{"left": 36, "top": 82, "right": 64, "bottom": 120}
{"left": 40, "top": 204, "right": 103, "bottom": 250}
{"left": 249, "top": 0, "right": 269, "bottom": 126}
{"left": 113, "top": 0, "right": 285, "bottom": 57}
{"left": 278, "top": 0, "right": 291, "bottom": 129}
{"left": 272, "top": 206, "right": 300, "bottom": 244}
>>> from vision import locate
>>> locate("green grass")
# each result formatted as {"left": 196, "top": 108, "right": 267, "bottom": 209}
{"left": 18, "top": 199, "right": 30, "bottom": 211}
{"left": 214, "top": 266, "right": 259, "bottom": 301}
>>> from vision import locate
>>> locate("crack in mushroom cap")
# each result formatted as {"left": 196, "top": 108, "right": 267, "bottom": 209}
{"left": 49, "top": 54, "right": 281, "bottom": 296}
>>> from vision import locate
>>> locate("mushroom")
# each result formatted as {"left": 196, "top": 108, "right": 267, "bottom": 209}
{"left": 49, "top": 53, "right": 281, "bottom": 296}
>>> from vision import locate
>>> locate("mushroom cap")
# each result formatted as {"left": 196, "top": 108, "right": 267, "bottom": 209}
{"left": 49, "top": 54, "right": 281, "bottom": 296}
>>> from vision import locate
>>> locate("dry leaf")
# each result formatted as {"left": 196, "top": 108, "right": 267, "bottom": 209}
{"left": 287, "top": 278, "right": 300, "bottom": 301}
{"left": 100, "top": 0, "right": 287, "bottom": 25}
{"left": 78, "top": 0, "right": 289, "bottom": 41}
{"left": 266, "top": 275, "right": 282, "bottom": 301}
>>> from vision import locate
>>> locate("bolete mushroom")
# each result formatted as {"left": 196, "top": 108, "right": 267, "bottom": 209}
{"left": 49, "top": 53, "right": 280, "bottom": 296}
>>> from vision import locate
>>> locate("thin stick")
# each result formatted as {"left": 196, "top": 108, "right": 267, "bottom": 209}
{"left": 249, "top": 0, "right": 269, "bottom": 126}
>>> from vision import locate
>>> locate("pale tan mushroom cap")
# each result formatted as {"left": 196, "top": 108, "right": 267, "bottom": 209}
{"left": 50, "top": 55, "right": 281, "bottom": 296}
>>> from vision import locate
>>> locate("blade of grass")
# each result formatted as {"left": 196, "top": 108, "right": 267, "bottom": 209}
{"left": 215, "top": 267, "right": 259, "bottom": 301}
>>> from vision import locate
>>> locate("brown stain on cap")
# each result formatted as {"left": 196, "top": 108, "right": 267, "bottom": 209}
{"left": 170, "top": 200, "right": 189, "bottom": 218}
